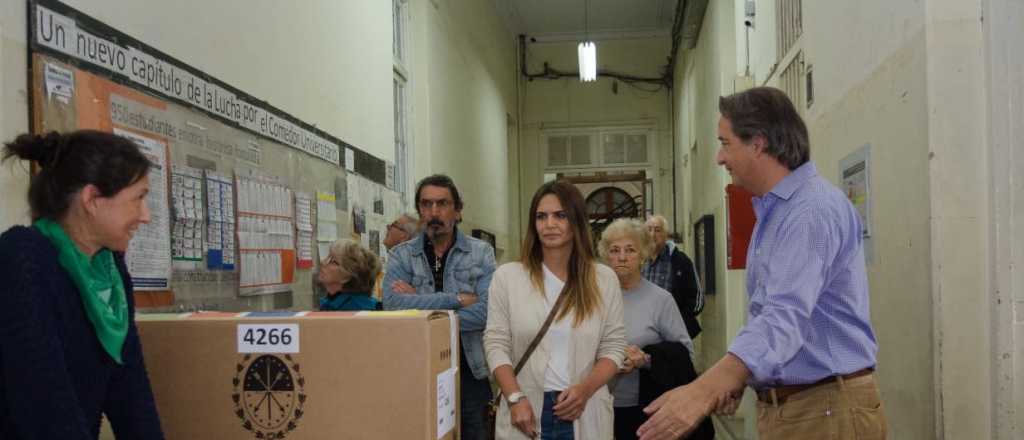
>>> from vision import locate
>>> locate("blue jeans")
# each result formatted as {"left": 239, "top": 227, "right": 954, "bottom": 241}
{"left": 460, "top": 346, "right": 493, "bottom": 440}
{"left": 541, "top": 391, "right": 575, "bottom": 440}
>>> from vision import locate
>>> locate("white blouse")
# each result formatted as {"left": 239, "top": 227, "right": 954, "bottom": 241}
{"left": 542, "top": 264, "right": 571, "bottom": 391}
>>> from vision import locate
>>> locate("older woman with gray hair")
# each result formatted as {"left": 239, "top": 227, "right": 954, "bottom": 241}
{"left": 315, "top": 238, "right": 382, "bottom": 311}
{"left": 598, "top": 218, "right": 697, "bottom": 440}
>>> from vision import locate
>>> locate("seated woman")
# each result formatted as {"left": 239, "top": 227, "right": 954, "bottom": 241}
{"left": 0, "top": 130, "right": 165, "bottom": 439}
{"left": 597, "top": 218, "right": 695, "bottom": 440}
{"left": 315, "top": 238, "right": 382, "bottom": 311}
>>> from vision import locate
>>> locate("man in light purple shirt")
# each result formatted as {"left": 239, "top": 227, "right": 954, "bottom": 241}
{"left": 638, "top": 87, "right": 887, "bottom": 440}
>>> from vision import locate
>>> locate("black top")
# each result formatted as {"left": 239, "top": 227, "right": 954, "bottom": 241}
{"left": 669, "top": 250, "right": 704, "bottom": 338}
{"left": 0, "top": 226, "right": 164, "bottom": 440}
{"left": 640, "top": 341, "right": 714, "bottom": 440}
{"left": 422, "top": 231, "right": 475, "bottom": 372}
{"left": 423, "top": 233, "right": 453, "bottom": 292}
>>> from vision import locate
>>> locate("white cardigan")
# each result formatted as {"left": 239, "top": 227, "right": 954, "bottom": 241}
{"left": 484, "top": 262, "right": 627, "bottom": 440}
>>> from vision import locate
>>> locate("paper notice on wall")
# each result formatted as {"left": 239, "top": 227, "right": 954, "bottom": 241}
{"left": 44, "top": 62, "right": 74, "bottom": 103}
{"left": 317, "top": 221, "right": 338, "bottom": 242}
{"left": 316, "top": 191, "right": 338, "bottom": 243}
{"left": 839, "top": 144, "right": 871, "bottom": 238}
{"left": 316, "top": 191, "right": 337, "bottom": 222}
{"left": 297, "top": 231, "right": 314, "bottom": 269}
{"left": 115, "top": 128, "right": 172, "bottom": 290}
{"left": 317, "top": 242, "right": 330, "bottom": 262}
{"left": 295, "top": 192, "right": 314, "bottom": 232}
{"left": 345, "top": 148, "right": 355, "bottom": 172}
{"left": 436, "top": 368, "right": 456, "bottom": 439}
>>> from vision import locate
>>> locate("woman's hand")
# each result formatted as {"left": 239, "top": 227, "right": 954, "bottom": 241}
{"left": 620, "top": 345, "right": 648, "bottom": 373}
{"left": 553, "top": 384, "right": 595, "bottom": 421}
{"left": 510, "top": 399, "right": 538, "bottom": 438}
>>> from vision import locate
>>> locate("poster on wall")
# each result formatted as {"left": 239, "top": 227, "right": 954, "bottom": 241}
{"left": 235, "top": 175, "right": 296, "bottom": 296}
{"left": 316, "top": 191, "right": 338, "bottom": 243}
{"left": 840, "top": 144, "right": 872, "bottom": 238}
{"left": 115, "top": 128, "right": 172, "bottom": 290}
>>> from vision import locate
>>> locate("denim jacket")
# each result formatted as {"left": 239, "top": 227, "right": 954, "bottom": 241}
{"left": 382, "top": 228, "right": 495, "bottom": 380}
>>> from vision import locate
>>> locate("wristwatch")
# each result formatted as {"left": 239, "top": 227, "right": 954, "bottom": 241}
{"left": 506, "top": 391, "right": 526, "bottom": 405}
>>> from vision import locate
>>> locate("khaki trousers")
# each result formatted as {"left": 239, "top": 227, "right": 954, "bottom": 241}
{"left": 756, "top": 374, "right": 888, "bottom": 440}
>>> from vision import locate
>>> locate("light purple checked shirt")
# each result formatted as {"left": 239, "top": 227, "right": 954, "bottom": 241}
{"left": 728, "top": 162, "right": 878, "bottom": 389}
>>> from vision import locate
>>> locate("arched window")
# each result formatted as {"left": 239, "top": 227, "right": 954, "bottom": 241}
{"left": 585, "top": 187, "right": 639, "bottom": 220}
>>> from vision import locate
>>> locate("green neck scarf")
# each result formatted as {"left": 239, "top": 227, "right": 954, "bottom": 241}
{"left": 34, "top": 218, "right": 128, "bottom": 364}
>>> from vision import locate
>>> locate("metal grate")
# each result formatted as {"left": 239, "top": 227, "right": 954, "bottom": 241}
{"left": 393, "top": 76, "right": 409, "bottom": 196}
{"left": 779, "top": 52, "right": 804, "bottom": 112}
{"left": 776, "top": 0, "right": 802, "bottom": 61}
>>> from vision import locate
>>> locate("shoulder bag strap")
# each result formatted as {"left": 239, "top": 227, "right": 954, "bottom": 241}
{"left": 492, "top": 281, "right": 571, "bottom": 405}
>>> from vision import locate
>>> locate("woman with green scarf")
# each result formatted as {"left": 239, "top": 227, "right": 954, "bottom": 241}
{"left": 0, "top": 131, "right": 164, "bottom": 439}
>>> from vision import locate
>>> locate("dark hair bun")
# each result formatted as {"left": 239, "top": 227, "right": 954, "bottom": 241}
{"left": 3, "top": 130, "right": 152, "bottom": 221}
{"left": 2, "top": 131, "right": 62, "bottom": 166}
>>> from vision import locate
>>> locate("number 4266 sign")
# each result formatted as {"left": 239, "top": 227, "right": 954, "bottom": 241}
{"left": 237, "top": 324, "right": 300, "bottom": 353}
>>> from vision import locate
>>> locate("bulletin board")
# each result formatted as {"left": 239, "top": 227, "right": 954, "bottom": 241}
{"left": 27, "top": 0, "right": 405, "bottom": 311}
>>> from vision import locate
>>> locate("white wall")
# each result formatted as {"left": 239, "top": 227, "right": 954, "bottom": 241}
{"left": 407, "top": 0, "right": 518, "bottom": 255}
{"left": 986, "top": 1, "right": 1024, "bottom": 437}
{"left": 743, "top": 3, "right": 940, "bottom": 438}
{"left": 63, "top": 0, "right": 395, "bottom": 162}
{"left": 675, "top": 0, "right": 953, "bottom": 437}
{"left": 1, "top": 0, "right": 518, "bottom": 247}
{"left": 672, "top": 0, "right": 750, "bottom": 435}
{"left": 0, "top": 0, "right": 394, "bottom": 229}
{"left": 677, "top": 0, "right": 1007, "bottom": 438}
{"left": 925, "top": 0, "right": 991, "bottom": 438}
{"left": 0, "top": 2, "right": 33, "bottom": 227}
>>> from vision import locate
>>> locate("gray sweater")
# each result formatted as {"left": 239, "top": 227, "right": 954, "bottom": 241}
{"left": 612, "top": 278, "right": 694, "bottom": 407}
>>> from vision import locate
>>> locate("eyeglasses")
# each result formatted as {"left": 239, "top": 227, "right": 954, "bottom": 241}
{"left": 323, "top": 255, "right": 339, "bottom": 266}
{"left": 418, "top": 199, "right": 452, "bottom": 210}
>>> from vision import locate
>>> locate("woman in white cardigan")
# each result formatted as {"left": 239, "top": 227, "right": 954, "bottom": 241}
{"left": 484, "top": 180, "right": 627, "bottom": 440}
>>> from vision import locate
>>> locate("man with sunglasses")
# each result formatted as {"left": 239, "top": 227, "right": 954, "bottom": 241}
{"left": 383, "top": 174, "right": 496, "bottom": 440}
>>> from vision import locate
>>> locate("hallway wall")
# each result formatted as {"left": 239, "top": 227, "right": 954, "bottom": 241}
{"left": 0, "top": 1, "right": 517, "bottom": 253}
{"left": 671, "top": 0, "right": 750, "bottom": 435}
{"left": 407, "top": 0, "right": 519, "bottom": 255}
{"left": 518, "top": 37, "right": 673, "bottom": 244}
{"left": 671, "top": 0, "right": 987, "bottom": 438}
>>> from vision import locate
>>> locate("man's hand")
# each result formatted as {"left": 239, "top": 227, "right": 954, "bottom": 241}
{"left": 553, "top": 384, "right": 594, "bottom": 421}
{"left": 637, "top": 382, "right": 717, "bottom": 440}
{"left": 391, "top": 280, "right": 416, "bottom": 294}
{"left": 510, "top": 399, "right": 537, "bottom": 438}
{"left": 638, "top": 352, "right": 752, "bottom": 439}
{"left": 713, "top": 393, "right": 742, "bottom": 416}
{"left": 457, "top": 292, "right": 479, "bottom": 307}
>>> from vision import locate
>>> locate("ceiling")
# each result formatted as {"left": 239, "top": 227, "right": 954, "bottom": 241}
{"left": 492, "top": 0, "right": 679, "bottom": 42}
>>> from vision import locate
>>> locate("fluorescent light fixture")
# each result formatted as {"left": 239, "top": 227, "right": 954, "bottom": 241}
{"left": 578, "top": 41, "right": 596, "bottom": 82}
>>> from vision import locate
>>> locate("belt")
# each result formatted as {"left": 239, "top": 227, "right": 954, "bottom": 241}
{"left": 756, "top": 368, "right": 874, "bottom": 405}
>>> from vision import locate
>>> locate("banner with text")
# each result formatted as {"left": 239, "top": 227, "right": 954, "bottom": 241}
{"left": 32, "top": 3, "right": 340, "bottom": 165}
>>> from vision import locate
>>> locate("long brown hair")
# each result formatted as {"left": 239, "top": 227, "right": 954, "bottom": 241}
{"left": 520, "top": 180, "right": 602, "bottom": 327}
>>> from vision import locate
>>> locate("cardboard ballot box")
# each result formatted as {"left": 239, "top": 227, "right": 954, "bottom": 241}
{"left": 137, "top": 310, "right": 460, "bottom": 440}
